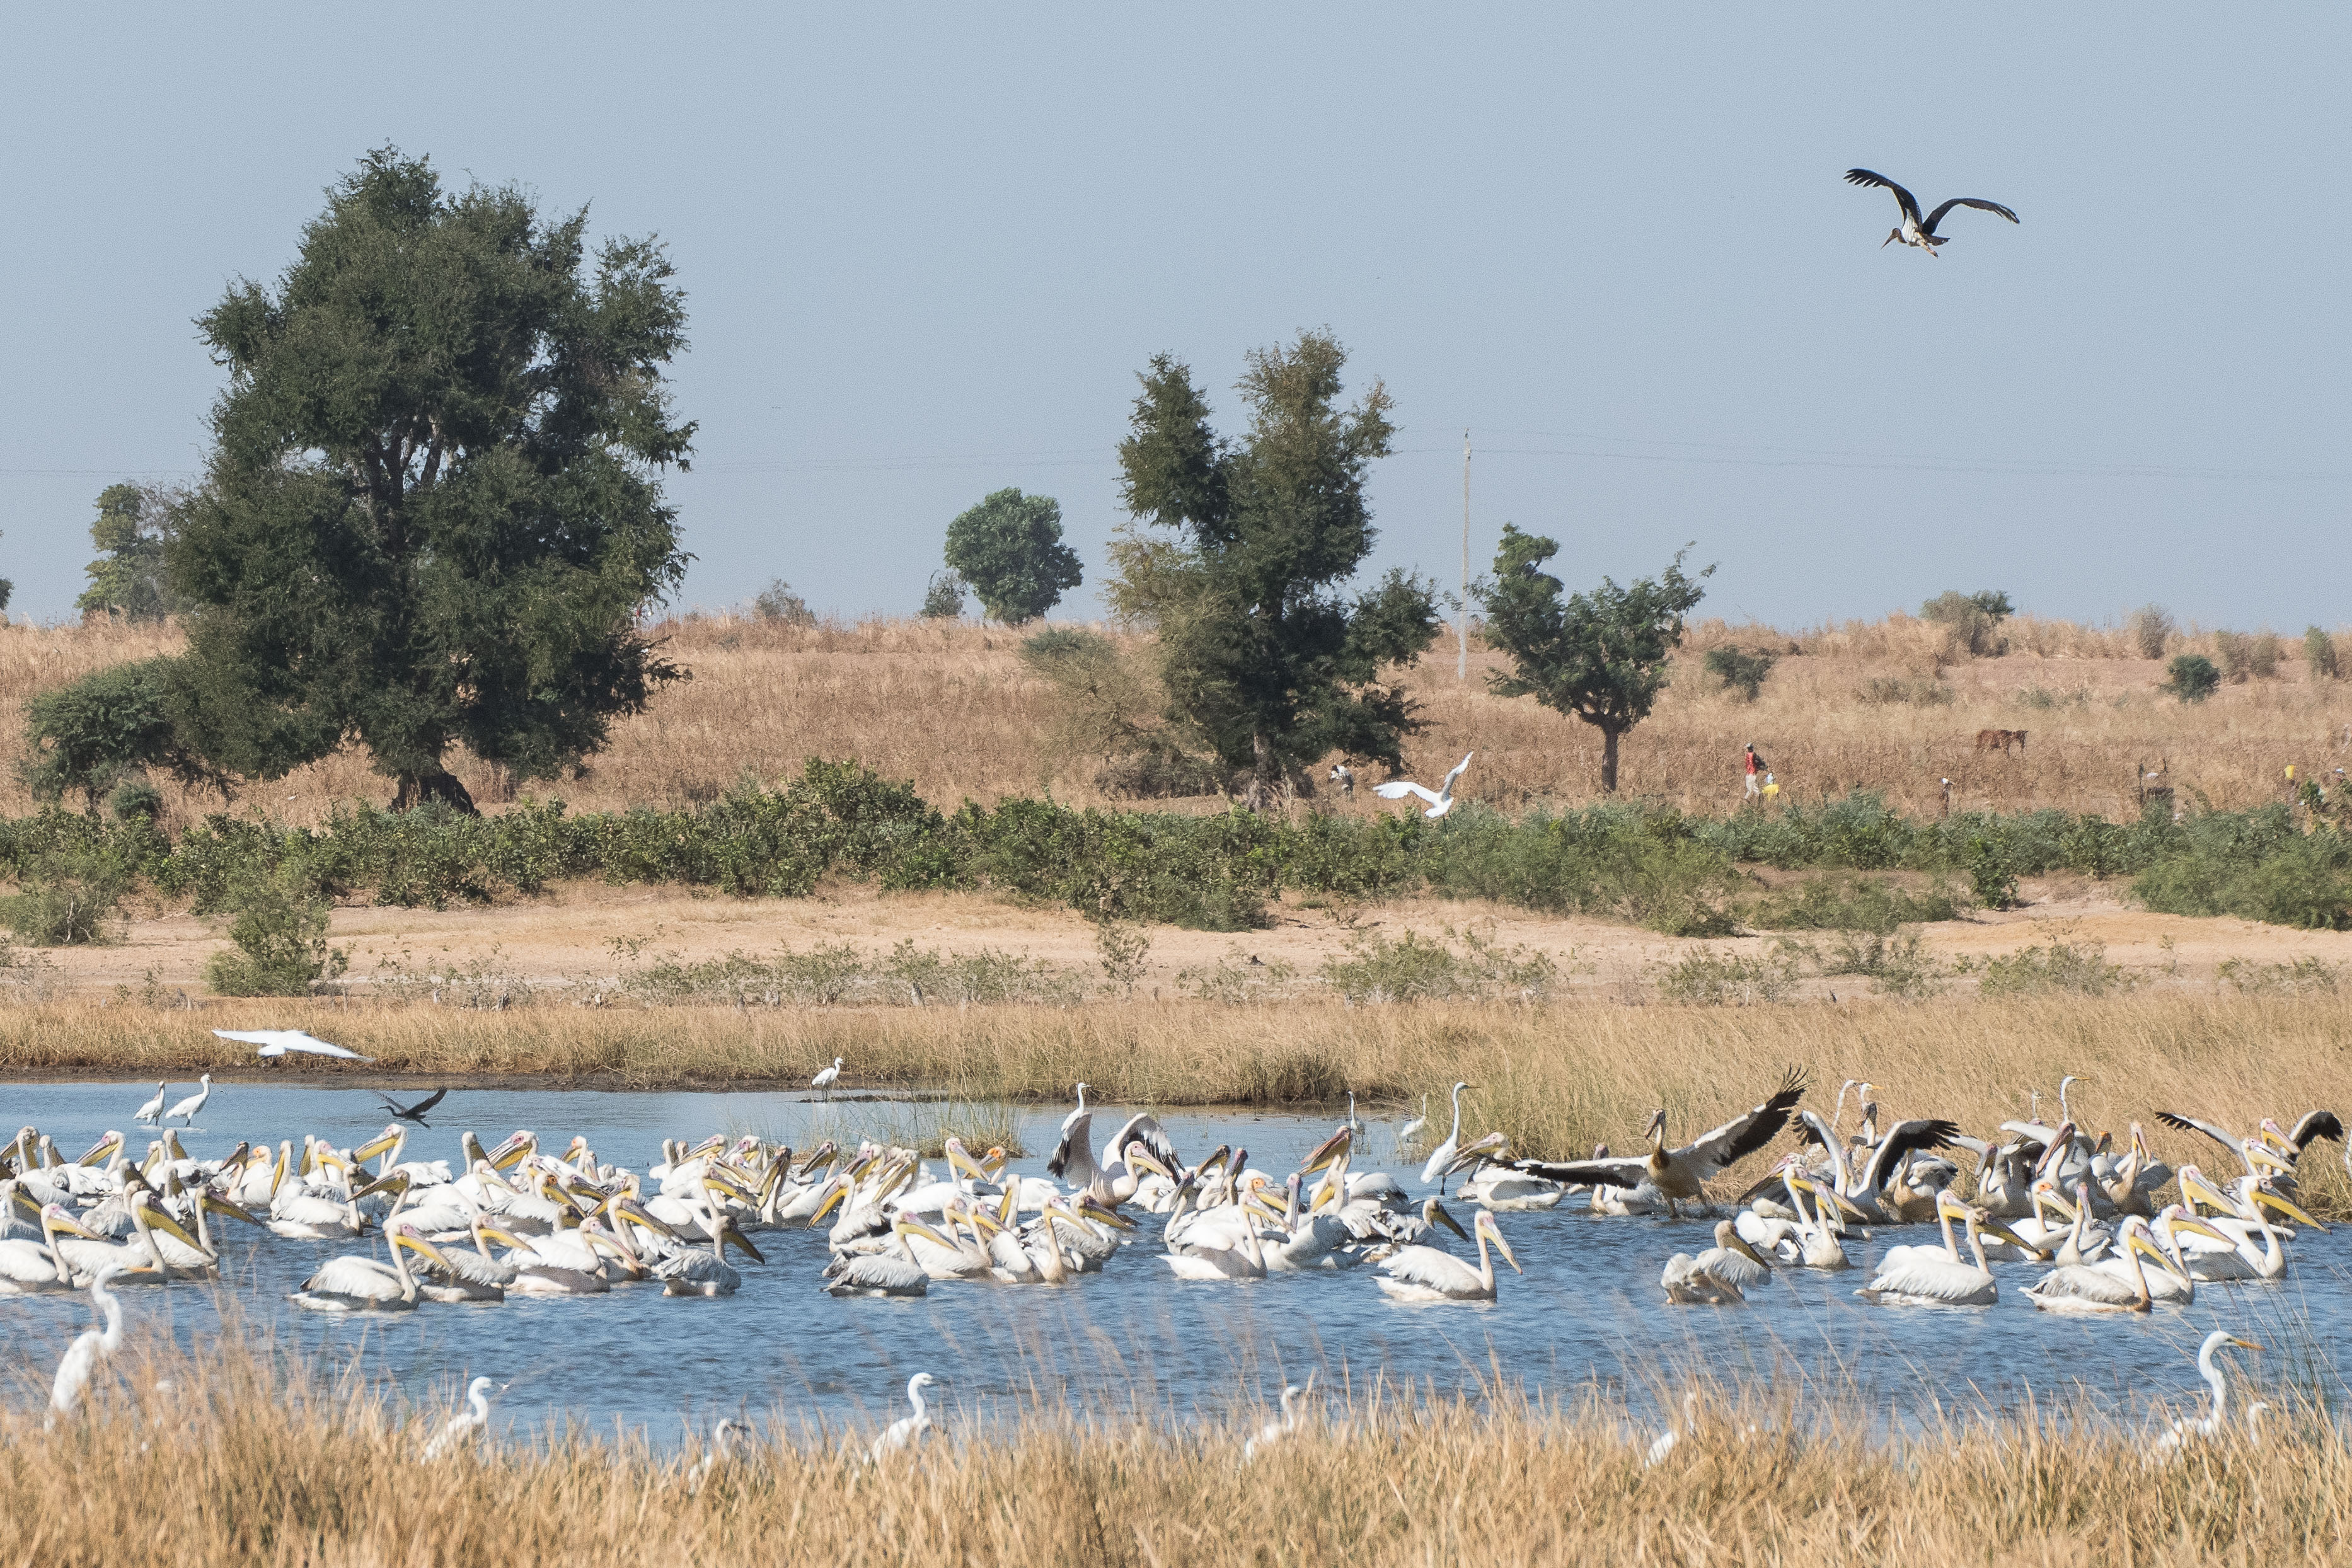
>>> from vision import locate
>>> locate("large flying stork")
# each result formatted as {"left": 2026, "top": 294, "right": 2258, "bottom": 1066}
{"left": 1843, "top": 169, "right": 2017, "bottom": 255}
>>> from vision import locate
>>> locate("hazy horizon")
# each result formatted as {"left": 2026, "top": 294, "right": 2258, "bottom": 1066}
{"left": 4, "top": 6, "right": 2345, "bottom": 631}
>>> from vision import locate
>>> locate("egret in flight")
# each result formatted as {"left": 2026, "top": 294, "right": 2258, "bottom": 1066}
{"left": 215, "top": 1029, "right": 376, "bottom": 1062}
{"left": 1843, "top": 169, "right": 2017, "bottom": 255}
{"left": 1375, "top": 753, "right": 1473, "bottom": 819}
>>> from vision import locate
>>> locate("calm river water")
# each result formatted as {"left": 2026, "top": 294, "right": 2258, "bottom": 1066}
{"left": 4, "top": 1080, "right": 2341, "bottom": 1444}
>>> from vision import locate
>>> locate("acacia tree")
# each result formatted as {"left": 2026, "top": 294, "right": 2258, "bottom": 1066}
{"left": 1113, "top": 330, "right": 1436, "bottom": 805}
{"left": 78, "top": 483, "right": 192, "bottom": 622}
{"left": 168, "top": 146, "right": 694, "bottom": 811}
{"left": 1478, "top": 526, "right": 1710, "bottom": 792}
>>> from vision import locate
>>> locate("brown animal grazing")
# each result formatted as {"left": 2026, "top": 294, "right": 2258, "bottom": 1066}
{"left": 1974, "top": 729, "right": 2027, "bottom": 754}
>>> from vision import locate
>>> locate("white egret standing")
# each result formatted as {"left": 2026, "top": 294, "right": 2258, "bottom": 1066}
{"left": 812, "top": 1057, "right": 843, "bottom": 1100}
{"left": 1245, "top": 1375, "right": 1316, "bottom": 1461}
{"left": 870, "top": 1372, "right": 936, "bottom": 1462}
{"left": 423, "top": 1376, "right": 506, "bottom": 1459}
{"left": 1646, "top": 1392, "right": 1698, "bottom": 1468}
{"left": 1375, "top": 753, "right": 1473, "bottom": 819}
{"left": 1420, "top": 1082, "right": 1470, "bottom": 1190}
{"left": 2148, "top": 1332, "right": 2261, "bottom": 1465}
{"left": 47, "top": 1267, "right": 127, "bottom": 1427}
{"left": 163, "top": 1075, "right": 212, "bottom": 1128}
{"left": 132, "top": 1083, "right": 168, "bottom": 1126}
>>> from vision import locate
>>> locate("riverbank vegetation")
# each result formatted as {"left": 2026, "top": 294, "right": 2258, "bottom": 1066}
{"left": 3, "top": 1338, "right": 2338, "bottom": 1567}
{"left": 8, "top": 993, "right": 2349, "bottom": 1214}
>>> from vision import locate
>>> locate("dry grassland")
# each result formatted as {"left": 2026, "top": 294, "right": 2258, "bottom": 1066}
{"left": 3, "top": 609, "right": 2347, "bottom": 826}
{"left": 11, "top": 993, "right": 2351, "bottom": 1213}
{"left": 5, "top": 1339, "right": 2341, "bottom": 1567}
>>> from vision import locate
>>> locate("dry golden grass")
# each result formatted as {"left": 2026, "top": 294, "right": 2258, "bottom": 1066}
{"left": 11, "top": 992, "right": 2351, "bottom": 1213}
{"left": 5, "top": 608, "right": 2346, "bottom": 830}
{"left": 5, "top": 1336, "right": 2341, "bottom": 1567}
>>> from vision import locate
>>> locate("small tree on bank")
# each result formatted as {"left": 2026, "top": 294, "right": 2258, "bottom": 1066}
{"left": 1477, "top": 527, "right": 1710, "bottom": 792}
{"left": 943, "top": 489, "right": 1083, "bottom": 624}
{"left": 1112, "top": 330, "right": 1437, "bottom": 804}
{"left": 78, "top": 483, "right": 193, "bottom": 622}
{"left": 167, "top": 146, "right": 694, "bottom": 812}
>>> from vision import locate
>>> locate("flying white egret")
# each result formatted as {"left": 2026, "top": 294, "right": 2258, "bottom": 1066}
{"left": 1420, "top": 1082, "right": 1471, "bottom": 1190}
{"left": 132, "top": 1083, "right": 168, "bottom": 1126}
{"left": 870, "top": 1373, "right": 936, "bottom": 1462}
{"left": 1511, "top": 1069, "right": 1807, "bottom": 1219}
{"left": 46, "top": 1267, "right": 127, "bottom": 1427}
{"left": 811, "top": 1057, "right": 843, "bottom": 1099}
{"left": 163, "top": 1075, "right": 212, "bottom": 1127}
{"left": 423, "top": 1376, "right": 507, "bottom": 1459}
{"left": 2148, "top": 1333, "right": 2261, "bottom": 1465}
{"left": 215, "top": 1029, "right": 376, "bottom": 1062}
{"left": 1375, "top": 752, "right": 1473, "bottom": 819}
{"left": 1397, "top": 1094, "right": 1429, "bottom": 1154}
{"left": 1843, "top": 169, "right": 2018, "bottom": 255}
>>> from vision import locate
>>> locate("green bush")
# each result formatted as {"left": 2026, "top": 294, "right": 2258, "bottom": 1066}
{"left": 1742, "top": 875, "right": 1961, "bottom": 934}
{"left": 0, "top": 846, "right": 132, "bottom": 945}
{"left": 751, "top": 579, "right": 818, "bottom": 627}
{"left": 2162, "top": 654, "right": 2221, "bottom": 703}
{"left": 1702, "top": 646, "right": 1778, "bottom": 701}
{"left": 2303, "top": 626, "right": 2339, "bottom": 681}
{"left": 1656, "top": 946, "right": 1797, "bottom": 1005}
{"left": 18, "top": 658, "right": 215, "bottom": 809}
{"left": 1920, "top": 590, "right": 2013, "bottom": 656}
{"left": 919, "top": 571, "right": 966, "bottom": 620}
{"left": 1968, "top": 836, "right": 2021, "bottom": 909}
{"left": 205, "top": 862, "right": 348, "bottom": 996}
{"left": 1979, "top": 940, "right": 2132, "bottom": 998}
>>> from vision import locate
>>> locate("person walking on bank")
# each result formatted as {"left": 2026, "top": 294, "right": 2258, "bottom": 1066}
{"left": 1744, "top": 744, "right": 1768, "bottom": 802}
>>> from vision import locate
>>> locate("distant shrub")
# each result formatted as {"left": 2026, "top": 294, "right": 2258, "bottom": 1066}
{"left": 1818, "top": 928, "right": 1940, "bottom": 999}
{"left": 206, "top": 862, "right": 347, "bottom": 996}
{"left": 1980, "top": 940, "right": 2132, "bottom": 998}
{"left": 2135, "top": 827, "right": 2352, "bottom": 930}
{"left": 2217, "top": 955, "right": 2339, "bottom": 996}
{"left": 2305, "top": 626, "right": 2340, "bottom": 681}
{"left": 919, "top": 571, "right": 966, "bottom": 620}
{"left": 108, "top": 779, "right": 164, "bottom": 823}
{"left": 2249, "top": 631, "right": 2282, "bottom": 680}
{"left": 1859, "top": 676, "right": 1954, "bottom": 706}
{"left": 1742, "top": 875, "right": 1961, "bottom": 934}
{"left": 2128, "top": 604, "right": 2175, "bottom": 660}
{"left": 1968, "top": 836, "right": 2021, "bottom": 909}
{"left": 751, "top": 579, "right": 818, "bottom": 627}
{"left": 2162, "top": 654, "right": 2221, "bottom": 703}
{"left": 1702, "top": 646, "right": 1778, "bottom": 701}
{"left": 1656, "top": 945, "right": 1797, "bottom": 1005}
{"left": 1, "top": 845, "right": 132, "bottom": 945}
{"left": 1920, "top": 590, "right": 2013, "bottom": 656}
{"left": 2213, "top": 631, "right": 2254, "bottom": 683}
{"left": 1319, "top": 925, "right": 1559, "bottom": 1003}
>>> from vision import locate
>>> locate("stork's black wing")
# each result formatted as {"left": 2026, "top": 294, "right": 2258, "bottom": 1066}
{"left": 1681, "top": 1066, "right": 1809, "bottom": 1175}
{"left": 1506, "top": 1152, "right": 1650, "bottom": 1191}
{"left": 1858, "top": 1118, "right": 1962, "bottom": 1192}
{"left": 1922, "top": 197, "right": 2019, "bottom": 236}
{"left": 1844, "top": 168, "right": 1922, "bottom": 225}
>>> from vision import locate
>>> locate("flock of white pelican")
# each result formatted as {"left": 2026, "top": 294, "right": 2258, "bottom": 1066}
{"left": 6, "top": 1063, "right": 2331, "bottom": 1460}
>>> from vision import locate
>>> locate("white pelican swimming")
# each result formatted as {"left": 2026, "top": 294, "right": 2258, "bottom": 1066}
{"left": 1375, "top": 1209, "right": 1520, "bottom": 1302}
{"left": 1855, "top": 1192, "right": 2001, "bottom": 1307}
{"left": 0, "top": 1202, "right": 78, "bottom": 1293}
{"left": 2024, "top": 1216, "right": 2189, "bottom": 1315}
{"left": 655, "top": 1201, "right": 766, "bottom": 1296}
{"left": 1510, "top": 1069, "right": 1807, "bottom": 1219}
{"left": 46, "top": 1267, "right": 128, "bottom": 1427}
{"left": 291, "top": 1225, "right": 453, "bottom": 1311}
{"left": 422, "top": 1376, "right": 506, "bottom": 1459}
{"left": 870, "top": 1373, "right": 936, "bottom": 1462}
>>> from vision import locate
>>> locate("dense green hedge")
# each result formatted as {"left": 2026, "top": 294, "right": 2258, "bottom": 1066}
{"left": 1, "top": 761, "right": 2344, "bottom": 933}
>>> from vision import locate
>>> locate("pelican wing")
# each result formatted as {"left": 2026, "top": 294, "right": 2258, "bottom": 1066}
{"left": 2026, "top": 1264, "right": 2140, "bottom": 1306}
{"left": 2153, "top": 1112, "right": 2244, "bottom": 1162}
{"left": 1506, "top": 1152, "right": 1647, "bottom": 1190}
{"left": 825, "top": 1253, "right": 927, "bottom": 1294}
{"left": 1922, "top": 197, "right": 2018, "bottom": 234}
{"left": 1857, "top": 1119, "right": 1963, "bottom": 1192}
{"left": 301, "top": 1255, "right": 400, "bottom": 1299}
{"left": 1680, "top": 1068, "right": 1807, "bottom": 1175}
{"left": 1046, "top": 1112, "right": 1096, "bottom": 1185}
{"left": 1375, "top": 1243, "right": 1478, "bottom": 1294}
{"left": 1106, "top": 1112, "right": 1180, "bottom": 1176}
{"left": 2290, "top": 1110, "right": 2343, "bottom": 1150}
{"left": 1860, "top": 1255, "right": 1993, "bottom": 1305}
{"left": 1843, "top": 168, "right": 1922, "bottom": 224}
{"left": 1373, "top": 781, "right": 1442, "bottom": 806}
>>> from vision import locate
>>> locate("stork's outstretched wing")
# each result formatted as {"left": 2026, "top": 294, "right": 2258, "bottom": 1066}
{"left": 2154, "top": 1111, "right": 2242, "bottom": 1158}
{"left": 1922, "top": 197, "right": 2018, "bottom": 235}
{"left": 2290, "top": 1110, "right": 2343, "bottom": 1150}
{"left": 1681, "top": 1068, "right": 1808, "bottom": 1175}
{"left": 1857, "top": 1118, "right": 1963, "bottom": 1192}
{"left": 1844, "top": 168, "right": 1922, "bottom": 224}
{"left": 1106, "top": 1112, "right": 1180, "bottom": 1176}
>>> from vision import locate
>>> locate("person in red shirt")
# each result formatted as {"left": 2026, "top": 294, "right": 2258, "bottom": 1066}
{"left": 1744, "top": 744, "right": 1766, "bottom": 801}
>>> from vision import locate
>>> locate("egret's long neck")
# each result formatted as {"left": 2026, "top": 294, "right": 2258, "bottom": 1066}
{"left": 1446, "top": 1087, "right": 1464, "bottom": 1143}
{"left": 908, "top": 1380, "right": 928, "bottom": 1422}
{"left": 95, "top": 1277, "right": 123, "bottom": 1352}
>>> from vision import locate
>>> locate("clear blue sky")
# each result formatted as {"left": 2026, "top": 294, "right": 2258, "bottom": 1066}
{"left": 3, "top": 6, "right": 2344, "bottom": 629}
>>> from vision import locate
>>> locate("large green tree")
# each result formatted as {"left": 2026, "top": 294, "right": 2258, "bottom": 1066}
{"left": 1479, "top": 527, "right": 1710, "bottom": 793}
{"left": 77, "top": 483, "right": 191, "bottom": 622}
{"left": 943, "top": 488, "right": 1083, "bottom": 623}
{"left": 1113, "top": 330, "right": 1436, "bottom": 805}
{"left": 168, "top": 146, "right": 694, "bottom": 810}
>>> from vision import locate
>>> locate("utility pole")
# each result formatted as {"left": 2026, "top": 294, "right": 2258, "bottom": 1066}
{"left": 1458, "top": 429, "right": 1470, "bottom": 681}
